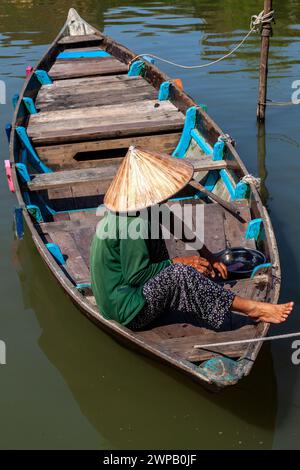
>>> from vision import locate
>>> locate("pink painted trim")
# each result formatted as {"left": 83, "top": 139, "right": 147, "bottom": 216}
{"left": 4, "top": 160, "right": 15, "bottom": 193}
{"left": 26, "top": 66, "right": 33, "bottom": 77}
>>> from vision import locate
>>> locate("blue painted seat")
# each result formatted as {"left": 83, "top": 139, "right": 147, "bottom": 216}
{"left": 57, "top": 49, "right": 111, "bottom": 60}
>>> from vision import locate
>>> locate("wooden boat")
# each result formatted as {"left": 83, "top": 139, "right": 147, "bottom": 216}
{"left": 6, "top": 8, "right": 281, "bottom": 391}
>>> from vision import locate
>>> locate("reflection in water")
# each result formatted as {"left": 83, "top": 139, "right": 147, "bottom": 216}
{"left": 16, "top": 233, "right": 277, "bottom": 449}
{"left": 257, "top": 122, "right": 270, "bottom": 207}
{"left": 1, "top": 0, "right": 299, "bottom": 73}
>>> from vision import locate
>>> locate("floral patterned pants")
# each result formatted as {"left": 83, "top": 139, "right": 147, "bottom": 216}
{"left": 127, "top": 263, "right": 235, "bottom": 331}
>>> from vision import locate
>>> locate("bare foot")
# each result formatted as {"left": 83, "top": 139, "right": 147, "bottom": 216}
{"left": 247, "top": 301, "right": 294, "bottom": 324}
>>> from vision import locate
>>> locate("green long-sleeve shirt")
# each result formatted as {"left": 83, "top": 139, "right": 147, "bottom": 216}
{"left": 90, "top": 212, "right": 171, "bottom": 325}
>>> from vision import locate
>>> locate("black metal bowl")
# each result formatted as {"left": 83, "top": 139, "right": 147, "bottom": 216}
{"left": 215, "top": 247, "right": 266, "bottom": 278}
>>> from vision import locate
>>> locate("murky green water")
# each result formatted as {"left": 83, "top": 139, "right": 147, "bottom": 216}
{"left": 0, "top": 0, "right": 300, "bottom": 450}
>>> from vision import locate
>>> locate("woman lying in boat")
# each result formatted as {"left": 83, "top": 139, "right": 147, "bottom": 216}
{"left": 90, "top": 147, "right": 294, "bottom": 331}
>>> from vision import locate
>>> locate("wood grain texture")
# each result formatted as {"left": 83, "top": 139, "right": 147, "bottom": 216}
{"left": 40, "top": 73, "right": 138, "bottom": 90}
{"left": 28, "top": 165, "right": 115, "bottom": 191}
{"left": 58, "top": 34, "right": 103, "bottom": 45}
{"left": 47, "top": 230, "right": 91, "bottom": 284}
{"left": 27, "top": 100, "right": 185, "bottom": 144}
{"left": 49, "top": 56, "right": 128, "bottom": 80}
{"left": 27, "top": 155, "right": 237, "bottom": 192}
{"left": 37, "top": 74, "right": 145, "bottom": 93}
{"left": 157, "top": 325, "right": 256, "bottom": 361}
{"left": 35, "top": 133, "right": 181, "bottom": 169}
{"left": 36, "top": 81, "right": 157, "bottom": 111}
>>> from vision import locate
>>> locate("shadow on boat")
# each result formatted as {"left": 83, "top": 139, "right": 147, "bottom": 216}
{"left": 14, "top": 228, "right": 278, "bottom": 449}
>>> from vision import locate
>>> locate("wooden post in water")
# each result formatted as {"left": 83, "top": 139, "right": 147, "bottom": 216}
{"left": 257, "top": 0, "right": 273, "bottom": 121}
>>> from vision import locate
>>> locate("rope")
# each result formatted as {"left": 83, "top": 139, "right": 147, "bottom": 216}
{"left": 240, "top": 174, "right": 261, "bottom": 190}
{"left": 219, "top": 133, "right": 235, "bottom": 145}
{"left": 129, "top": 10, "right": 275, "bottom": 70}
{"left": 250, "top": 9, "right": 275, "bottom": 33}
{"left": 194, "top": 331, "right": 300, "bottom": 350}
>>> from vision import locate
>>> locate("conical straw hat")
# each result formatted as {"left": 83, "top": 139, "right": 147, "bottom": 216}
{"left": 104, "top": 146, "right": 194, "bottom": 212}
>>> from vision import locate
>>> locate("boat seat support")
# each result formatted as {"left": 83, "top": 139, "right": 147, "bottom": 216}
{"left": 26, "top": 155, "right": 236, "bottom": 193}
{"left": 23, "top": 97, "right": 38, "bottom": 115}
{"left": 245, "top": 218, "right": 264, "bottom": 241}
{"left": 16, "top": 163, "right": 31, "bottom": 183}
{"left": 213, "top": 137, "right": 225, "bottom": 161}
{"left": 250, "top": 263, "right": 272, "bottom": 279}
{"left": 190, "top": 128, "right": 212, "bottom": 155}
{"left": 27, "top": 204, "right": 43, "bottom": 223}
{"left": 46, "top": 242, "right": 66, "bottom": 266}
{"left": 173, "top": 106, "right": 197, "bottom": 158}
{"left": 128, "top": 60, "right": 145, "bottom": 77}
{"left": 158, "top": 81, "right": 170, "bottom": 101}
{"left": 16, "top": 127, "right": 52, "bottom": 174}
{"left": 35, "top": 70, "right": 53, "bottom": 85}
{"left": 234, "top": 181, "right": 250, "bottom": 200}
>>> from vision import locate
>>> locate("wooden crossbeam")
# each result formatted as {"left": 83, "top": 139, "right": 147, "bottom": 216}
{"left": 27, "top": 100, "right": 185, "bottom": 145}
{"left": 27, "top": 157, "right": 238, "bottom": 192}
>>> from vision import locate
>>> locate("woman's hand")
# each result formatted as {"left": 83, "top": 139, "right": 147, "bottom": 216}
{"left": 212, "top": 261, "right": 228, "bottom": 279}
{"left": 172, "top": 255, "right": 215, "bottom": 277}
{"left": 172, "top": 256, "right": 228, "bottom": 279}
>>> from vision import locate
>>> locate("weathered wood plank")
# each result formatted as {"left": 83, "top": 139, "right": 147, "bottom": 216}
{"left": 27, "top": 100, "right": 185, "bottom": 144}
{"left": 37, "top": 218, "right": 99, "bottom": 234}
{"left": 223, "top": 276, "right": 269, "bottom": 302}
{"left": 72, "top": 226, "right": 96, "bottom": 266}
{"left": 28, "top": 165, "right": 115, "bottom": 191}
{"left": 58, "top": 34, "right": 103, "bottom": 45}
{"left": 27, "top": 157, "right": 238, "bottom": 192}
{"left": 36, "top": 85, "right": 157, "bottom": 112}
{"left": 37, "top": 75, "right": 153, "bottom": 103}
{"left": 36, "top": 133, "right": 181, "bottom": 169}
{"left": 49, "top": 57, "right": 128, "bottom": 80}
{"left": 29, "top": 99, "right": 181, "bottom": 124}
{"left": 40, "top": 74, "right": 141, "bottom": 90}
{"left": 137, "top": 325, "right": 256, "bottom": 362}
{"left": 30, "top": 119, "right": 184, "bottom": 145}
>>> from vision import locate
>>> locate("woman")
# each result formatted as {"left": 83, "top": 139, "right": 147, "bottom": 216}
{"left": 90, "top": 147, "right": 294, "bottom": 331}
